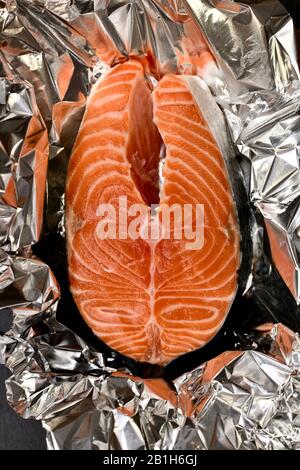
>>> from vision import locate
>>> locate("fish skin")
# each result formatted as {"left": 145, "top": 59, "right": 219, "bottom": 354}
{"left": 66, "top": 60, "right": 240, "bottom": 365}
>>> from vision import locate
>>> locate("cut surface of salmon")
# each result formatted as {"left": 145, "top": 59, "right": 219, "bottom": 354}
{"left": 66, "top": 59, "right": 239, "bottom": 365}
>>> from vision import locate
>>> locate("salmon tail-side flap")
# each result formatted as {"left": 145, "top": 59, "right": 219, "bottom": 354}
{"left": 66, "top": 59, "right": 240, "bottom": 365}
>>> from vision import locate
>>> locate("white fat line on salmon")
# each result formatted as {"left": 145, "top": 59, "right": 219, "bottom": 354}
{"left": 144, "top": 235, "right": 162, "bottom": 364}
{"left": 95, "top": 196, "right": 204, "bottom": 250}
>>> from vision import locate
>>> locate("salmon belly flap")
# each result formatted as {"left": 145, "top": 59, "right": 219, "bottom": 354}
{"left": 66, "top": 59, "right": 240, "bottom": 365}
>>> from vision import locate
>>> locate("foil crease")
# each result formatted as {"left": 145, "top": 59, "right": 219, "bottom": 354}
{"left": 2, "top": 317, "right": 300, "bottom": 449}
{"left": 18, "top": 0, "right": 219, "bottom": 79}
{"left": 0, "top": 74, "right": 48, "bottom": 251}
{"left": 0, "top": 0, "right": 300, "bottom": 451}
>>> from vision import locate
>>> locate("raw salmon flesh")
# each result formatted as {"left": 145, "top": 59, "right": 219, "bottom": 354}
{"left": 66, "top": 60, "right": 240, "bottom": 365}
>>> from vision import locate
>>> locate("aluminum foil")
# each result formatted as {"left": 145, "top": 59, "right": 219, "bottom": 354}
{"left": 2, "top": 316, "right": 300, "bottom": 449}
{"left": 1, "top": 0, "right": 300, "bottom": 450}
{"left": 0, "top": 74, "right": 48, "bottom": 251}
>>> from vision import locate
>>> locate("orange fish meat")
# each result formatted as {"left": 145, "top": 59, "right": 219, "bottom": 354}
{"left": 66, "top": 59, "right": 239, "bottom": 365}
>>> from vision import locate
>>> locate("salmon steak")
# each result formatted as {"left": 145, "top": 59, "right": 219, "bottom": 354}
{"left": 66, "top": 59, "right": 240, "bottom": 365}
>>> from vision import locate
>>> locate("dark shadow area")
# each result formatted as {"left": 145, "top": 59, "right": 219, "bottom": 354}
{"left": 281, "top": 1, "right": 300, "bottom": 28}
{"left": 0, "top": 366, "right": 47, "bottom": 450}
{"left": 0, "top": 308, "right": 46, "bottom": 451}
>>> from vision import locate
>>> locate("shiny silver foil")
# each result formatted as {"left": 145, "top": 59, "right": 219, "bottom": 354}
{"left": 0, "top": 0, "right": 300, "bottom": 450}
{"left": 0, "top": 74, "right": 48, "bottom": 251}
{"left": 2, "top": 315, "right": 300, "bottom": 449}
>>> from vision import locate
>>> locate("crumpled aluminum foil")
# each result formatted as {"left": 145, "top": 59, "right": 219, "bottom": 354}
{"left": 2, "top": 315, "right": 300, "bottom": 449}
{"left": 0, "top": 74, "right": 48, "bottom": 251}
{"left": 1, "top": 0, "right": 300, "bottom": 450}
{"left": 172, "top": 323, "right": 300, "bottom": 450}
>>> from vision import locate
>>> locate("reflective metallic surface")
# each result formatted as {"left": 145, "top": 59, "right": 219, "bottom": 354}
{"left": 0, "top": 0, "right": 300, "bottom": 450}
{"left": 2, "top": 313, "right": 300, "bottom": 449}
{"left": 171, "top": 324, "right": 300, "bottom": 450}
{"left": 0, "top": 76, "right": 48, "bottom": 251}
